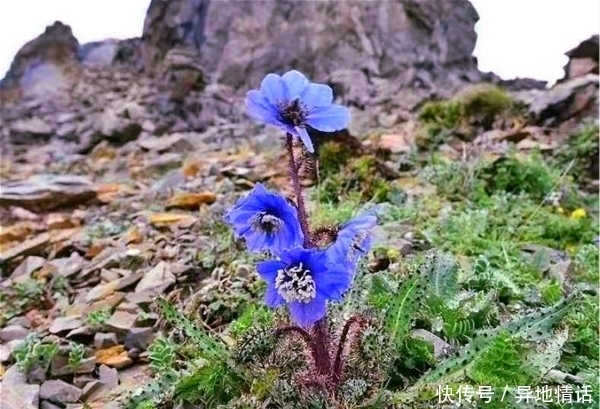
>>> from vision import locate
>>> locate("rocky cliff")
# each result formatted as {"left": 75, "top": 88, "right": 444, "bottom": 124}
{"left": 0, "top": 0, "right": 597, "bottom": 157}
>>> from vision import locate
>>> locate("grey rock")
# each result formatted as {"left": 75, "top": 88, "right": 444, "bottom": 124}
{"left": 138, "top": 133, "right": 195, "bottom": 153}
{"left": 0, "top": 174, "right": 97, "bottom": 212}
{"left": 514, "top": 74, "right": 599, "bottom": 125}
{"left": 51, "top": 355, "right": 96, "bottom": 376}
{"left": 40, "top": 380, "right": 82, "bottom": 404}
{"left": 10, "top": 117, "right": 54, "bottom": 141}
{"left": 135, "top": 261, "right": 176, "bottom": 295}
{"left": 98, "top": 364, "right": 119, "bottom": 388}
{"left": 49, "top": 317, "right": 83, "bottom": 334}
{"left": 2, "top": 21, "right": 79, "bottom": 90}
{"left": 143, "top": 0, "right": 211, "bottom": 71}
{"left": 125, "top": 327, "right": 155, "bottom": 351}
{"left": 2, "top": 364, "right": 28, "bottom": 385}
{"left": 0, "top": 381, "right": 40, "bottom": 409}
{"left": 41, "top": 401, "right": 63, "bottom": 409}
{"left": 0, "top": 343, "right": 11, "bottom": 362}
{"left": 10, "top": 255, "right": 48, "bottom": 279}
{"left": 105, "top": 310, "right": 138, "bottom": 333}
{"left": 94, "top": 332, "right": 119, "bottom": 349}
{"left": 0, "top": 325, "right": 29, "bottom": 342}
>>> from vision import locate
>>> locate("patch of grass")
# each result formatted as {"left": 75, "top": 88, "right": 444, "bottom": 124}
{"left": 554, "top": 121, "right": 599, "bottom": 181}
{"left": 417, "top": 83, "right": 514, "bottom": 147}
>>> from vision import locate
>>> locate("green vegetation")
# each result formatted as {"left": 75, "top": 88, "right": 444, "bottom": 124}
{"left": 418, "top": 83, "right": 516, "bottom": 147}
{"left": 13, "top": 334, "right": 60, "bottom": 376}
{"left": 127, "top": 105, "right": 598, "bottom": 408}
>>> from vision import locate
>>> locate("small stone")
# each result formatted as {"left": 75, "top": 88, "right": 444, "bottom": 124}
{"left": 135, "top": 261, "right": 176, "bottom": 295}
{"left": 72, "top": 374, "right": 95, "bottom": 389}
{"left": 124, "top": 327, "right": 154, "bottom": 351}
{"left": 66, "top": 326, "right": 94, "bottom": 338}
{"left": 124, "top": 290, "right": 154, "bottom": 307}
{"left": 0, "top": 343, "right": 11, "bottom": 362}
{"left": 6, "top": 316, "right": 30, "bottom": 327}
{"left": 0, "top": 382, "right": 40, "bottom": 408}
{"left": 98, "top": 364, "right": 119, "bottom": 388}
{"left": 397, "top": 238, "right": 414, "bottom": 256}
{"left": 80, "top": 380, "right": 103, "bottom": 401}
{"left": 85, "top": 293, "right": 125, "bottom": 315}
{"left": 10, "top": 256, "right": 47, "bottom": 279}
{"left": 51, "top": 355, "right": 96, "bottom": 376}
{"left": 49, "top": 317, "right": 82, "bottom": 334}
{"left": 105, "top": 310, "right": 137, "bottom": 333}
{"left": 127, "top": 348, "right": 141, "bottom": 360}
{"left": 94, "top": 332, "right": 119, "bottom": 349}
{"left": 0, "top": 325, "right": 29, "bottom": 342}
{"left": 95, "top": 345, "right": 133, "bottom": 369}
{"left": 40, "top": 380, "right": 82, "bottom": 404}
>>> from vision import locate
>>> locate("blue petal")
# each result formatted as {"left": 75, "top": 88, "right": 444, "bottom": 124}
{"left": 300, "top": 83, "right": 333, "bottom": 108}
{"left": 288, "top": 294, "right": 327, "bottom": 327}
{"left": 281, "top": 70, "right": 310, "bottom": 100}
{"left": 257, "top": 260, "right": 285, "bottom": 283}
{"left": 265, "top": 285, "right": 285, "bottom": 308}
{"left": 306, "top": 104, "right": 351, "bottom": 132}
{"left": 246, "top": 231, "right": 270, "bottom": 252}
{"left": 295, "top": 126, "right": 314, "bottom": 153}
{"left": 246, "top": 90, "right": 275, "bottom": 119}
{"left": 260, "top": 73, "right": 285, "bottom": 105}
{"left": 312, "top": 266, "right": 352, "bottom": 301}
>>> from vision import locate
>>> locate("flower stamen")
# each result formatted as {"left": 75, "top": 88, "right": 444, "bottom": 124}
{"left": 251, "top": 211, "right": 284, "bottom": 234}
{"left": 278, "top": 99, "right": 307, "bottom": 126}
{"left": 275, "top": 262, "right": 317, "bottom": 303}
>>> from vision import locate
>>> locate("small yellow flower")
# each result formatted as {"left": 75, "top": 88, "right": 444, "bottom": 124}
{"left": 570, "top": 208, "right": 587, "bottom": 220}
{"left": 557, "top": 206, "right": 566, "bottom": 215}
{"left": 565, "top": 245, "right": 577, "bottom": 254}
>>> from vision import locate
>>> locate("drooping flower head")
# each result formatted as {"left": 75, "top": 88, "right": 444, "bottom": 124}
{"left": 257, "top": 248, "right": 352, "bottom": 327}
{"left": 245, "top": 70, "right": 351, "bottom": 153}
{"left": 325, "top": 210, "right": 378, "bottom": 272}
{"left": 224, "top": 183, "right": 303, "bottom": 253}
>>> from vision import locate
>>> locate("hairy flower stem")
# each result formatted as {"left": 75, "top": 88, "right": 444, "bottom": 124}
{"left": 332, "top": 316, "right": 365, "bottom": 382}
{"left": 274, "top": 325, "right": 313, "bottom": 347}
{"left": 312, "top": 318, "right": 334, "bottom": 378}
{"left": 285, "top": 132, "right": 333, "bottom": 381}
{"left": 285, "top": 133, "right": 311, "bottom": 247}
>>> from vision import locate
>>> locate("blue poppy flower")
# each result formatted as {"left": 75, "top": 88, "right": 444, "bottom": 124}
{"left": 257, "top": 248, "right": 352, "bottom": 327}
{"left": 224, "top": 183, "right": 303, "bottom": 253}
{"left": 326, "top": 210, "right": 378, "bottom": 272}
{"left": 245, "top": 70, "right": 350, "bottom": 153}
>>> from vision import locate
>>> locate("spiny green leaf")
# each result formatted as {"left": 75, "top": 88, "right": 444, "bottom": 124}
{"left": 422, "top": 252, "right": 460, "bottom": 302}
{"left": 525, "top": 327, "right": 569, "bottom": 382}
{"left": 386, "top": 274, "right": 423, "bottom": 348}
{"left": 394, "top": 295, "right": 576, "bottom": 403}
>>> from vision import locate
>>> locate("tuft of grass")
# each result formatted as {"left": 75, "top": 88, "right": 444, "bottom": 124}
{"left": 417, "top": 83, "right": 514, "bottom": 147}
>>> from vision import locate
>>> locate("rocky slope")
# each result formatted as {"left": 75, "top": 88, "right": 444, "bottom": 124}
{"left": 0, "top": 0, "right": 598, "bottom": 408}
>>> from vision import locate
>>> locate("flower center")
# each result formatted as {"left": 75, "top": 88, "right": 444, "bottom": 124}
{"left": 278, "top": 99, "right": 307, "bottom": 127}
{"left": 251, "top": 211, "right": 284, "bottom": 235}
{"left": 275, "top": 262, "right": 317, "bottom": 304}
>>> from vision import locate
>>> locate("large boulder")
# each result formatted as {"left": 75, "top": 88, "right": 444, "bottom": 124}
{"left": 1, "top": 21, "right": 80, "bottom": 100}
{"left": 561, "top": 35, "right": 599, "bottom": 81}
